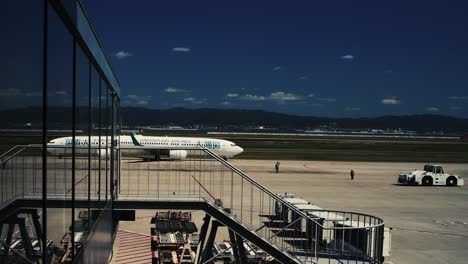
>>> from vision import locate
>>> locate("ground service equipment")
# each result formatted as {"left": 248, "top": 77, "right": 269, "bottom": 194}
{"left": 398, "top": 164, "right": 464, "bottom": 186}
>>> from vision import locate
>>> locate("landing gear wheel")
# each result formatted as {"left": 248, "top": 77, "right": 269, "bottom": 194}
{"left": 446, "top": 176, "right": 457, "bottom": 186}
{"left": 422, "top": 176, "right": 433, "bottom": 186}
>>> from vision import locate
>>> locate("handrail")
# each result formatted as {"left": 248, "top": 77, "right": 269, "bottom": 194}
{"left": 268, "top": 218, "right": 302, "bottom": 240}
{"left": 1, "top": 144, "right": 385, "bottom": 263}
{"left": 3, "top": 144, "right": 385, "bottom": 231}
{"left": 202, "top": 147, "right": 327, "bottom": 226}
{"left": 0, "top": 145, "right": 22, "bottom": 160}
{"left": 0, "top": 145, "right": 29, "bottom": 166}
{"left": 201, "top": 147, "right": 385, "bottom": 230}
{"left": 117, "top": 145, "right": 385, "bottom": 231}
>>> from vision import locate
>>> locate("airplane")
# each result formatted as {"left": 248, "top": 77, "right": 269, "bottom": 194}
{"left": 47, "top": 132, "right": 244, "bottom": 160}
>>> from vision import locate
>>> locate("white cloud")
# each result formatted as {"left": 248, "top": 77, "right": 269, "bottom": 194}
{"left": 226, "top": 93, "right": 239, "bottom": 98}
{"left": 448, "top": 96, "right": 467, "bottom": 100}
{"left": 242, "top": 94, "right": 266, "bottom": 101}
{"left": 345, "top": 107, "right": 361, "bottom": 111}
{"left": 164, "top": 87, "right": 186, "bottom": 93}
{"left": 115, "top": 51, "right": 132, "bottom": 59}
{"left": 124, "top": 94, "right": 152, "bottom": 106}
{"left": 239, "top": 91, "right": 302, "bottom": 103}
{"left": 341, "top": 54, "right": 354, "bottom": 60}
{"left": 172, "top": 47, "right": 191, "bottom": 52}
{"left": 221, "top": 101, "right": 232, "bottom": 106}
{"left": 381, "top": 98, "right": 400, "bottom": 105}
{"left": 426, "top": 107, "right": 439, "bottom": 112}
{"left": 307, "top": 93, "right": 315, "bottom": 98}
{"left": 298, "top": 76, "right": 309, "bottom": 80}
{"left": 184, "top": 97, "right": 206, "bottom": 104}
{"left": 272, "top": 66, "right": 281, "bottom": 71}
{"left": 269, "top": 91, "right": 301, "bottom": 102}
{"left": 135, "top": 100, "right": 149, "bottom": 105}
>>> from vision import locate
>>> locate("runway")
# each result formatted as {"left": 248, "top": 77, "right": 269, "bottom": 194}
{"left": 217, "top": 136, "right": 468, "bottom": 145}
{"left": 245, "top": 148, "right": 468, "bottom": 157}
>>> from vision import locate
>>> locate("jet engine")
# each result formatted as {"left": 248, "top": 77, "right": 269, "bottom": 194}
{"left": 169, "top": 150, "right": 188, "bottom": 160}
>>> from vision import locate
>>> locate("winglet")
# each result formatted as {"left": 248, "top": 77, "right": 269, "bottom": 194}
{"left": 130, "top": 132, "right": 143, "bottom": 146}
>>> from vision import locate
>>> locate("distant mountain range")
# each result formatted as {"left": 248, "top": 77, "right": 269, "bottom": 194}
{"left": 121, "top": 107, "right": 468, "bottom": 133}
{"left": 1, "top": 106, "right": 468, "bottom": 133}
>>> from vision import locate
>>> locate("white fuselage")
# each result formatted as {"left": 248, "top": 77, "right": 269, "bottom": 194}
{"left": 47, "top": 135, "right": 243, "bottom": 159}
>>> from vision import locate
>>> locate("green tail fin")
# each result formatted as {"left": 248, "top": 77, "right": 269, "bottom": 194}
{"left": 130, "top": 132, "right": 143, "bottom": 146}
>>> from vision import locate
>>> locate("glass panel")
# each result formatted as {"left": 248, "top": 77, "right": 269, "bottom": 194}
{"left": 0, "top": 1, "right": 43, "bottom": 263}
{"left": 100, "top": 84, "right": 109, "bottom": 201}
{"left": 115, "top": 98, "right": 120, "bottom": 197}
{"left": 76, "top": 3, "right": 120, "bottom": 94}
{"left": 90, "top": 67, "right": 100, "bottom": 206}
{"left": 106, "top": 87, "right": 111, "bottom": 200}
{"left": 112, "top": 95, "right": 118, "bottom": 199}
{"left": 46, "top": 2, "right": 74, "bottom": 261}
{"left": 75, "top": 46, "right": 90, "bottom": 202}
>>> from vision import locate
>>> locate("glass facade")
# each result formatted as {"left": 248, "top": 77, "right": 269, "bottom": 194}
{"left": 0, "top": 1, "right": 120, "bottom": 263}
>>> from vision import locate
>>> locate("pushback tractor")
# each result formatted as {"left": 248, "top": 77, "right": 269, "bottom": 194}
{"left": 398, "top": 164, "right": 464, "bottom": 186}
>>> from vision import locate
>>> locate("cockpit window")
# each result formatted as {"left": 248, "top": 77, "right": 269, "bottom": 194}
{"left": 49, "top": 141, "right": 55, "bottom": 144}
{"left": 231, "top": 143, "right": 236, "bottom": 146}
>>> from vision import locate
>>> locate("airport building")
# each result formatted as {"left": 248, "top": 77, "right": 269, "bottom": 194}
{"left": 1, "top": 1, "right": 387, "bottom": 264}
{"left": 1, "top": 0, "right": 120, "bottom": 263}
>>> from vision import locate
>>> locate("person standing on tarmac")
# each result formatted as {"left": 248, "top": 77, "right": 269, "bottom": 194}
{"left": 350, "top": 169, "right": 355, "bottom": 180}
{"left": 275, "top": 162, "right": 280, "bottom": 173}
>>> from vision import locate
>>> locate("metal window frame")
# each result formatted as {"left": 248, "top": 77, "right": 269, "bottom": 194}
{"left": 40, "top": 0, "right": 121, "bottom": 262}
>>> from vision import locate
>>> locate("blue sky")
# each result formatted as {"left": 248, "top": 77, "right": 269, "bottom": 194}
{"left": 84, "top": 0, "right": 468, "bottom": 117}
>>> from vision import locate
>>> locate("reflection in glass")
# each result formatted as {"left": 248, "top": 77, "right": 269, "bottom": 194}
{"left": 0, "top": 2, "right": 44, "bottom": 263}
{"left": 91, "top": 67, "right": 100, "bottom": 207}
{"left": 75, "top": 46, "right": 90, "bottom": 201}
{"left": 46, "top": 2, "right": 74, "bottom": 261}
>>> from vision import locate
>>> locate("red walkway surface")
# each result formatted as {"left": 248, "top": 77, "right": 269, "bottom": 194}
{"left": 115, "top": 229, "right": 152, "bottom": 264}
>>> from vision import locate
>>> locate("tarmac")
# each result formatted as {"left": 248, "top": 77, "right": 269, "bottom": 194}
{"left": 118, "top": 159, "right": 468, "bottom": 264}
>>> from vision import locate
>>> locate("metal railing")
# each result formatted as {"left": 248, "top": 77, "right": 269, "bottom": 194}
{"left": 0, "top": 145, "right": 112, "bottom": 209}
{"left": 117, "top": 146, "right": 385, "bottom": 263}
{"left": 0, "top": 145, "right": 385, "bottom": 263}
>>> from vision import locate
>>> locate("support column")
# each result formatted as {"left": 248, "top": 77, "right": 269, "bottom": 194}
{"left": 195, "top": 214, "right": 211, "bottom": 263}
{"left": 235, "top": 233, "right": 247, "bottom": 264}
{"left": 228, "top": 229, "right": 240, "bottom": 264}
{"left": 18, "top": 217, "right": 36, "bottom": 261}
{"left": 201, "top": 220, "right": 221, "bottom": 263}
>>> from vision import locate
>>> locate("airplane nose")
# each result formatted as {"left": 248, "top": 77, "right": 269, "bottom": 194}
{"left": 237, "top": 146, "right": 244, "bottom": 154}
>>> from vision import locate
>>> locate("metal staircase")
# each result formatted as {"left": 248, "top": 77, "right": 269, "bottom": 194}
{"left": 0, "top": 144, "right": 385, "bottom": 263}
{"left": 117, "top": 146, "right": 385, "bottom": 263}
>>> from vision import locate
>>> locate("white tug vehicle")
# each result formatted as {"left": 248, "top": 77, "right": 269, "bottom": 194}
{"left": 398, "top": 164, "right": 464, "bottom": 186}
